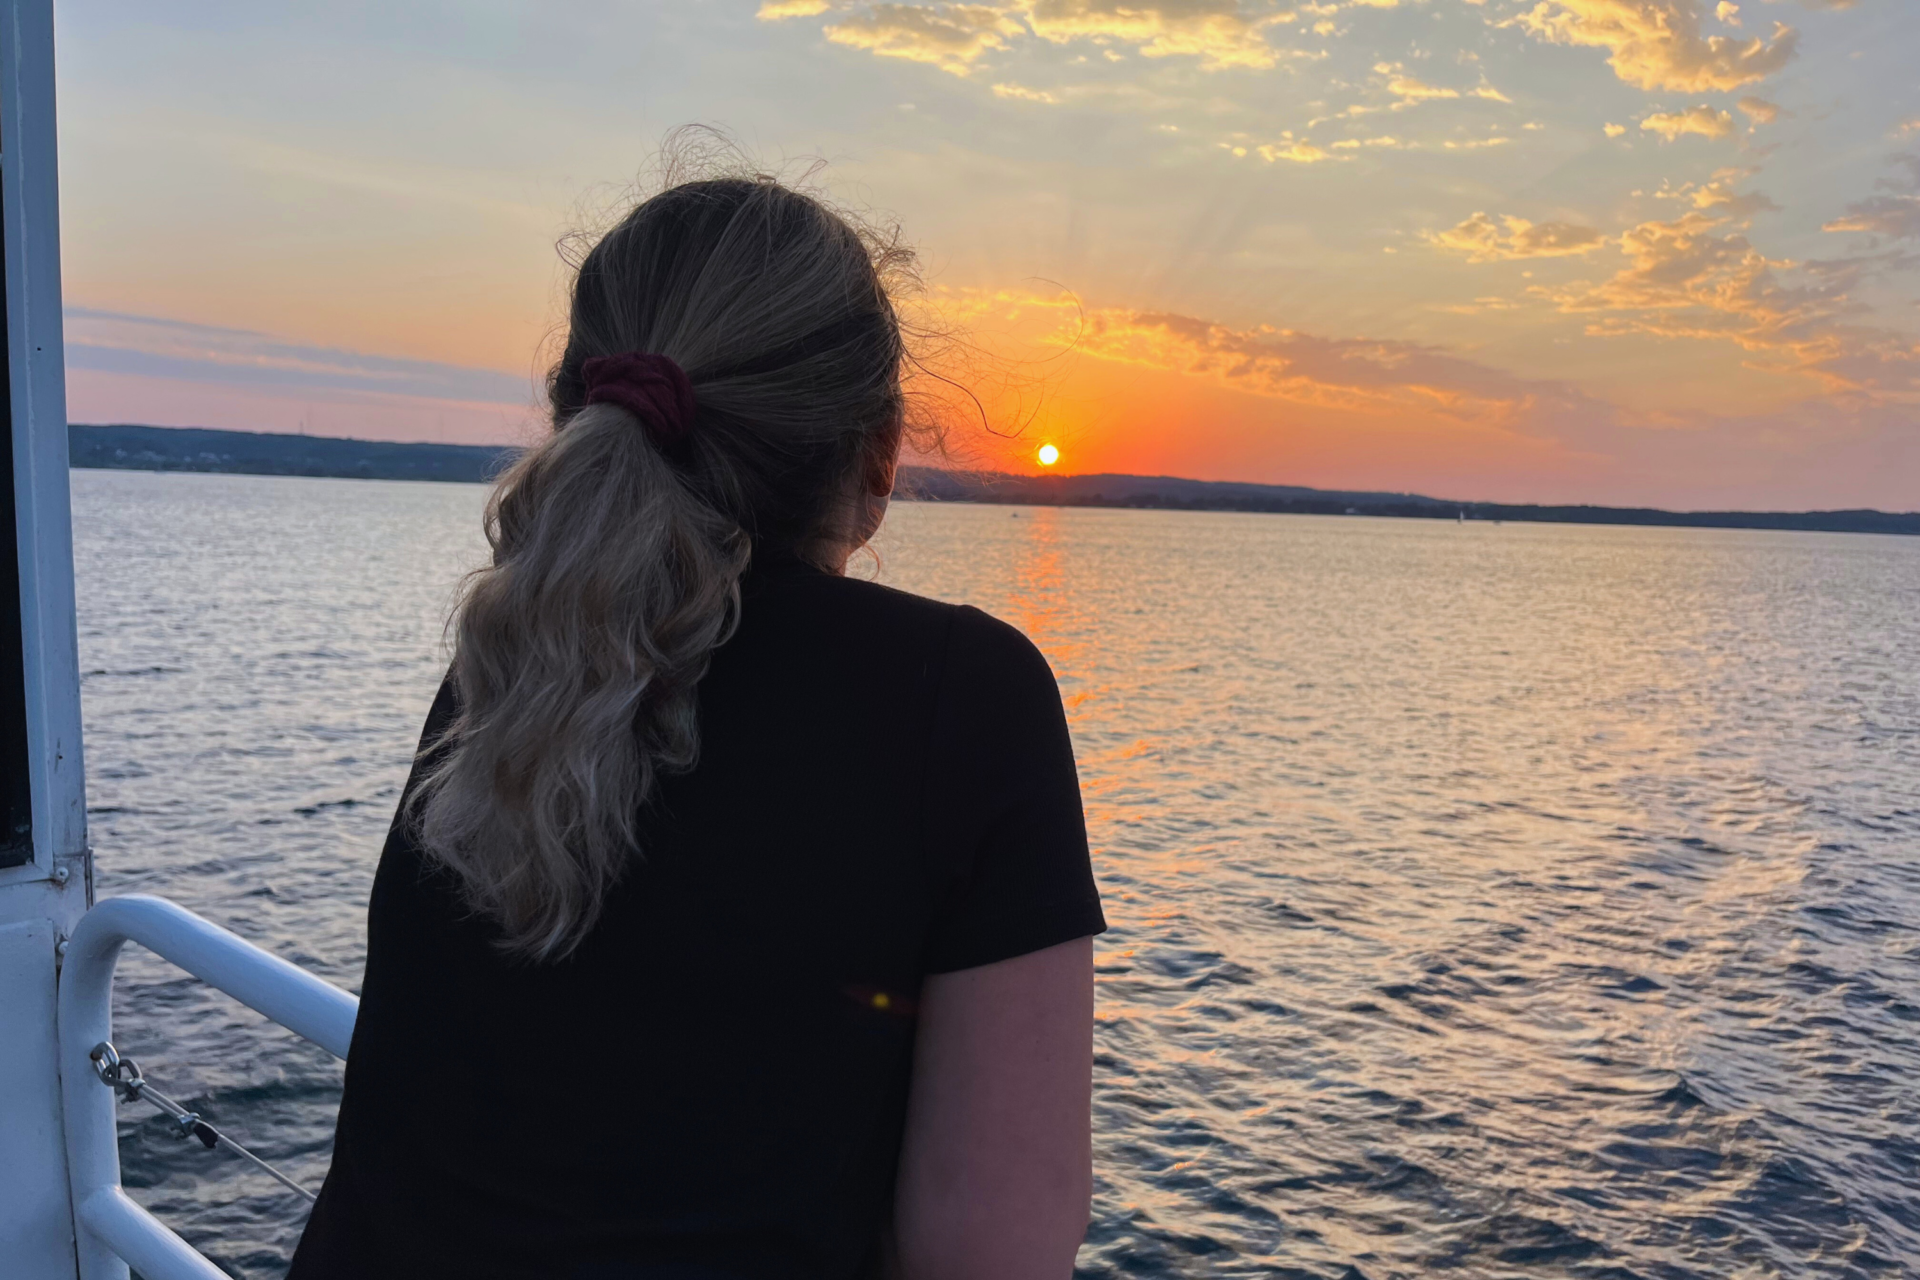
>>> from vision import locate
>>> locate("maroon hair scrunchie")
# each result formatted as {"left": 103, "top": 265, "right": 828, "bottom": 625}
{"left": 580, "top": 352, "right": 696, "bottom": 450}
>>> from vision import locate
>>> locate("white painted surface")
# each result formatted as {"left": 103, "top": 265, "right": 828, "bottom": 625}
{"left": 0, "top": 0, "right": 87, "bottom": 893}
{"left": 0, "top": 0, "right": 91, "bottom": 1275}
{"left": 0, "top": 919, "right": 81, "bottom": 1277}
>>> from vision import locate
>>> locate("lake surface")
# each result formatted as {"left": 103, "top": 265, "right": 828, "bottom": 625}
{"left": 76, "top": 467, "right": 1920, "bottom": 1278}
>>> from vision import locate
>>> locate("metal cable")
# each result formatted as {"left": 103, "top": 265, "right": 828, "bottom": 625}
{"left": 90, "top": 1041, "right": 319, "bottom": 1203}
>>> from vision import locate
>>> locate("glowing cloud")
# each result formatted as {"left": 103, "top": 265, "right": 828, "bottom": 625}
{"left": 1736, "top": 96, "right": 1780, "bottom": 124}
{"left": 1380, "top": 66, "right": 1459, "bottom": 101}
{"left": 1822, "top": 197, "right": 1920, "bottom": 240}
{"left": 1540, "top": 213, "right": 1920, "bottom": 397}
{"left": 1428, "top": 212, "right": 1608, "bottom": 262}
{"left": 756, "top": 0, "right": 833, "bottom": 17}
{"left": 1370, "top": 61, "right": 1514, "bottom": 108}
{"left": 941, "top": 287, "right": 1581, "bottom": 422}
{"left": 1685, "top": 169, "right": 1779, "bottom": 217}
{"left": 1640, "top": 105, "right": 1735, "bottom": 140}
{"left": 1257, "top": 141, "right": 1336, "bottom": 163}
{"left": 1512, "top": 0, "right": 1798, "bottom": 93}
{"left": 1551, "top": 214, "right": 1779, "bottom": 330}
{"left": 797, "top": 0, "right": 1307, "bottom": 73}
{"left": 993, "top": 82, "right": 1059, "bottom": 102}
{"left": 1046, "top": 302, "right": 1624, "bottom": 441}
{"left": 823, "top": 4, "right": 1020, "bottom": 74}
{"left": 1024, "top": 0, "right": 1294, "bottom": 69}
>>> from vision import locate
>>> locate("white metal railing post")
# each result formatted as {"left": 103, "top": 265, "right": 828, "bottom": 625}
{"left": 1, "top": 0, "right": 96, "bottom": 1274}
{"left": 56, "top": 895, "right": 358, "bottom": 1280}
{"left": 3, "top": 0, "right": 88, "bottom": 886}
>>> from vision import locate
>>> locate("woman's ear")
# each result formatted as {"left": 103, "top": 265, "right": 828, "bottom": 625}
{"left": 865, "top": 416, "right": 904, "bottom": 497}
{"left": 866, "top": 453, "right": 897, "bottom": 499}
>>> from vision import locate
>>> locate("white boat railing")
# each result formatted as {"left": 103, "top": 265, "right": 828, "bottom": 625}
{"left": 56, "top": 895, "right": 359, "bottom": 1280}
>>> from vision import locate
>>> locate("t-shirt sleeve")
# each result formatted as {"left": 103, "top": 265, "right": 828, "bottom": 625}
{"left": 922, "top": 606, "right": 1107, "bottom": 974}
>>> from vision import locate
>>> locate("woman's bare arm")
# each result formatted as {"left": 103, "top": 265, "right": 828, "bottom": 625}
{"left": 891, "top": 936, "right": 1095, "bottom": 1280}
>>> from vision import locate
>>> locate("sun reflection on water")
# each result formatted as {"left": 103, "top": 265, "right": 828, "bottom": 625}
{"left": 873, "top": 501, "right": 1920, "bottom": 1278}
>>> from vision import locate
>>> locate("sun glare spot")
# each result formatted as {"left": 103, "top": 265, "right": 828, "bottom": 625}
{"left": 1037, "top": 443, "right": 1060, "bottom": 467}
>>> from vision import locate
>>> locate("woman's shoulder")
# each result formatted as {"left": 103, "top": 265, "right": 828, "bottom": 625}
{"left": 750, "top": 566, "right": 958, "bottom": 642}
{"left": 741, "top": 566, "right": 1058, "bottom": 704}
{"left": 847, "top": 580, "right": 1060, "bottom": 710}
{"left": 810, "top": 574, "right": 1050, "bottom": 669}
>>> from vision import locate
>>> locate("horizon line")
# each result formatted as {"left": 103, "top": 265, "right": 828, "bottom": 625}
{"left": 67, "top": 421, "right": 1920, "bottom": 523}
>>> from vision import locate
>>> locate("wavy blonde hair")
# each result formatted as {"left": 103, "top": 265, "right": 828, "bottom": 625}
{"left": 410, "top": 166, "right": 920, "bottom": 961}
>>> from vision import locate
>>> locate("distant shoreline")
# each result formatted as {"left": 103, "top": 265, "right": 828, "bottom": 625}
{"left": 70, "top": 423, "right": 1920, "bottom": 537}
{"left": 72, "top": 423, "right": 518, "bottom": 486}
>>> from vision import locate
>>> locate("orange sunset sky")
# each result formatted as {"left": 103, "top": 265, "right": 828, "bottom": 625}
{"left": 53, "top": 0, "right": 1920, "bottom": 509}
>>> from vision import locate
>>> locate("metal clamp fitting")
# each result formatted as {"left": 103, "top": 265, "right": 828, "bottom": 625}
{"left": 89, "top": 1040, "right": 145, "bottom": 1101}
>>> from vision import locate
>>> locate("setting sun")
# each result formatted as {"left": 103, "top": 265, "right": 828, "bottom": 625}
{"left": 1037, "top": 444, "right": 1060, "bottom": 467}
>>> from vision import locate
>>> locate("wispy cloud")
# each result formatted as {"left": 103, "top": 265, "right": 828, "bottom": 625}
{"left": 1682, "top": 168, "right": 1779, "bottom": 217}
{"left": 1372, "top": 62, "right": 1514, "bottom": 108}
{"left": 64, "top": 308, "right": 533, "bottom": 406}
{"left": 941, "top": 283, "right": 1920, "bottom": 502}
{"left": 1540, "top": 214, "right": 1920, "bottom": 395}
{"left": 1024, "top": 0, "right": 1297, "bottom": 69}
{"left": 992, "top": 81, "right": 1059, "bottom": 102}
{"left": 1640, "top": 105, "right": 1735, "bottom": 140}
{"left": 1428, "top": 212, "right": 1607, "bottom": 261}
{"left": 1823, "top": 197, "right": 1920, "bottom": 240}
{"left": 823, "top": 4, "right": 1021, "bottom": 74}
{"left": 1511, "top": 0, "right": 1797, "bottom": 92}
{"left": 789, "top": 1, "right": 1303, "bottom": 73}
{"left": 756, "top": 0, "right": 833, "bottom": 17}
{"left": 1042, "top": 296, "right": 1618, "bottom": 434}
{"left": 1255, "top": 140, "right": 1338, "bottom": 162}
{"left": 1379, "top": 65, "right": 1460, "bottom": 102}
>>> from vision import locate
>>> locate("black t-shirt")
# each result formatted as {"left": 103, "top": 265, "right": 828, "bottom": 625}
{"left": 289, "top": 560, "right": 1106, "bottom": 1280}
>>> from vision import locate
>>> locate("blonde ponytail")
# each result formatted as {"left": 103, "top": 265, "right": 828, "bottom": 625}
{"left": 412, "top": 403, "right": 745, "bottom": 960}
{"left": 409, "top": 168, "right": 918, "bottom": 960}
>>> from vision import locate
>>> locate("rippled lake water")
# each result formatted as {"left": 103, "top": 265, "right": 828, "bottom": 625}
{"left": 76, "top": 467, "right": 1920, "bottom": 1278}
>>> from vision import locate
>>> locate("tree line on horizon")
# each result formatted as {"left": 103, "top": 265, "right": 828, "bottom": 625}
{"left": 66, "top": 423, "right": 1920, "bottom": 537}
